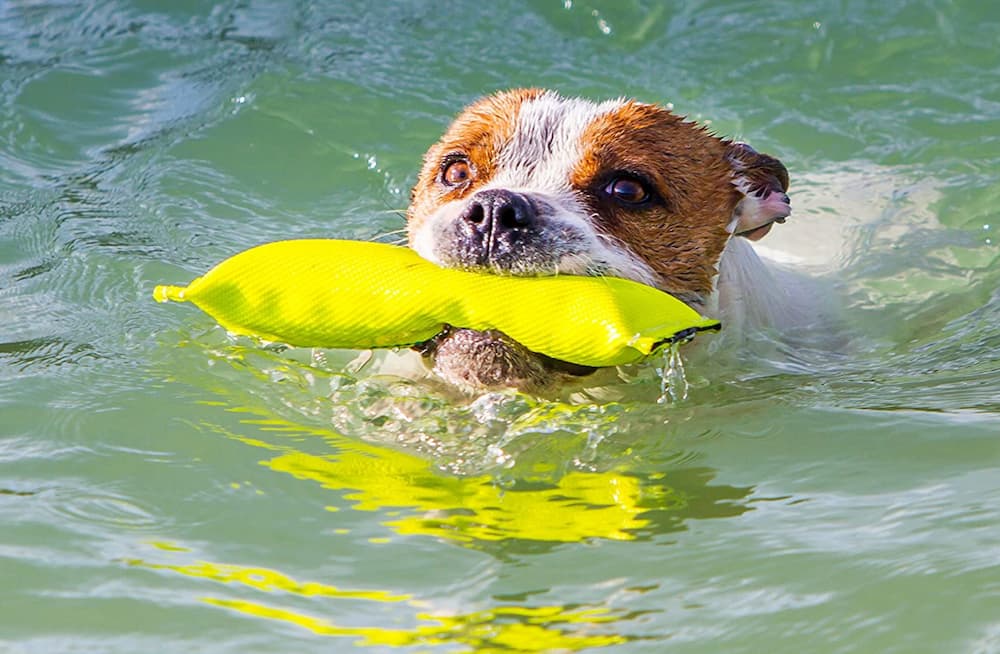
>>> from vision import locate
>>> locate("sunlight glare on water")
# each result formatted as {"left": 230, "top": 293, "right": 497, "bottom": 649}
{"left": 1, "top": 1, "right": 999, "bottom": 653}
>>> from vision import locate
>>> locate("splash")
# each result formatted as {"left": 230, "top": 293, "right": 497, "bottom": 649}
{"left": 656, "top": 342, "right": 688, "bottom": 404}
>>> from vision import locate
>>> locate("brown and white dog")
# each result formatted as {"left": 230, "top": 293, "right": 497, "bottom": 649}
{"left": 405, "top": 88, "right": 793, "bottom": 394}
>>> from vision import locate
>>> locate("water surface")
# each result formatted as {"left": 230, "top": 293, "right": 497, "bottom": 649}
{"left": 2, "top": 2, "right": 999, "bottom": 652}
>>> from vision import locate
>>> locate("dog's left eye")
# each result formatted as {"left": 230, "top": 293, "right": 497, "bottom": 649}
{"left": 604, "top": 177, "right": 650, "bottom": 204}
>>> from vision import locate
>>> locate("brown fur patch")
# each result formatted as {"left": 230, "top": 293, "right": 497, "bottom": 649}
{"left": 571, "top": 101, "right": 741, "bottom": 299}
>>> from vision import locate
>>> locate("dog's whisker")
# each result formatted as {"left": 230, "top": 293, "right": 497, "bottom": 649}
{"left": 371, "top": 227, "right": 411, "bottom": 245}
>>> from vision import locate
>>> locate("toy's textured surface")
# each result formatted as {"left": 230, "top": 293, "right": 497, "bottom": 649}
{"left": 154, "top": 239, "right": 720, "bottom": 367}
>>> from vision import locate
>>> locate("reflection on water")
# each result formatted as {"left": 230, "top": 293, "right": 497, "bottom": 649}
{"left": 200, "top": 409, "right": 752, "bottom": 547}
{"left": 203, "top": 598, "right": 630, "bottom": 651}
{"left": 4, "top": 1, "right": 1000, "bottom": 651}
{"left": 128, "top": 543, "right": 633, "bottom": 650}
{"left": 134, "top": 323, "right": 756, "bottom": 654}
{"left": 129, "top": 553, "right": 410, "bottom": 602}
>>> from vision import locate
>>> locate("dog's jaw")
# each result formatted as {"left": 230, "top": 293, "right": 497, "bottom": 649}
{"left": 406, "top": 89, "right": 789, "bottom": 394}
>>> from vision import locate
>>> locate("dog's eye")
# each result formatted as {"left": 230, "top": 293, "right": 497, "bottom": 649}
{"left": 604, "top": 177, "right": 650, "bottom": 205}
{"left": 442, "top": 159, "right": 473, "bottom": 186}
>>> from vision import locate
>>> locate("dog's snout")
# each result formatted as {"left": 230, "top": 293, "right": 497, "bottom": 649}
{"left": 460, "top": 189, "right": 534, "bottom": 234}
{"left": 441, "top": 188, "right": 560, "bottom": 272}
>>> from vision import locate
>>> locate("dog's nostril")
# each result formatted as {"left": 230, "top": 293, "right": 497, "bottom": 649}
{"left": 498, "top": 205, "right": 524, "bottom": 229}
{"left": 461, "top": 189, "right": 534, "bottom": 237}
{"left": 465, "top": 202, "right": 485, "bottom": 224}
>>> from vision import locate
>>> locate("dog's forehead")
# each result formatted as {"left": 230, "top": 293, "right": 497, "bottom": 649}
{"left": 489, "top": 92, "right": 628, "bottom": 191}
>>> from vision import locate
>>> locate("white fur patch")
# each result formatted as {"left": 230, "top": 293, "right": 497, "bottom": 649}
{"left": 713, "top": 236, "right": 841, "bottom": 345}
{"left": 489, "top": 91, "right": 626, "bottom": 192}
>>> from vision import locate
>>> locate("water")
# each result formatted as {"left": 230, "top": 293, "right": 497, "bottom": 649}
{"left": 1, "top": 1, "right": 999, "bottom": 652}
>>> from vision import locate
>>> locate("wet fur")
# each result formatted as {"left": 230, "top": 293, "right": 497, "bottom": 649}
{"left": 407, "top": 89, "right": 791, "bottom": 394}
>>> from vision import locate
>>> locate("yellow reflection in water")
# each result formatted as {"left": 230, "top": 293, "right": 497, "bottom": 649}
{"left": 129, "top": 553, "right": 628, "bottom": 651}
{"left": 270, "top": 449, "right": 661, "bottom": 542}
{"left": 205, "top": 597, "right": 626, "bottom": 650}
{"left": 209, "top": 416, "right": 685, "bottom": 543}
{"left": 127, "top": 558, "right": 409, "bottom": 602}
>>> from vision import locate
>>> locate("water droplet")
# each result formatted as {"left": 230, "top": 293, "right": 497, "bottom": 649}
{"left": 590, "top": 10, "right": 611, "bottom": 35}
{"left": 656, "top": 342, "right": 689, "bottom": 404}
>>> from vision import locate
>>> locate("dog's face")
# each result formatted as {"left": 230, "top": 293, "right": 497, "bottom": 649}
{"left": 407, "top": 89, "right": 790, "bottom": 393}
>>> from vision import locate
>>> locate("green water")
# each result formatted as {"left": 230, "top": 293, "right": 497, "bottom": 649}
{"left": 2, "top": 1, "right": 999, "bottom": 652}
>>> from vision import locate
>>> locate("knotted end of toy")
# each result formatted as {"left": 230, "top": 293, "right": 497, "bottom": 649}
{"left": 154, "top": 284, "right": 189, "bottom": 303}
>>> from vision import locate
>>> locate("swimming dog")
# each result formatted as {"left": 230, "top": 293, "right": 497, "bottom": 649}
{"left": 406, "top": 88, "right": 792, "bottom": 393}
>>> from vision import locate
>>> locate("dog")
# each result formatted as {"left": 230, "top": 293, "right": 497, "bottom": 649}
{"left": 405, "top": 88, "right": 794, "bottom": 394}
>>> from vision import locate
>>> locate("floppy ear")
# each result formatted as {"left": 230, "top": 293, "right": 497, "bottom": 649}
{"left": 726, "top": 142, "right": 791, "bottom": 241}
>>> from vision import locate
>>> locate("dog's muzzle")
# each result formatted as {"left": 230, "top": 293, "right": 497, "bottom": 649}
{"left": 453, "top": 189, "right": 538, "bottom": 268}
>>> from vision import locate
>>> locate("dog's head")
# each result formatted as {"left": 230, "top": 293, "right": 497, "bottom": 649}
{"left": 406, "top": 89, "right": 790, "bottom": 392}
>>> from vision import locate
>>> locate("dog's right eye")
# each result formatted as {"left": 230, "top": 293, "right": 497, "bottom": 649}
{"left": 441, "top": 159, "right": 473, "bottom": 187}
{"left": 604, "top": 177, "right": 651, "bottom": 205}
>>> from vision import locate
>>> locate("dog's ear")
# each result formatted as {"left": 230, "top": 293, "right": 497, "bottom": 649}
{"left": 726, "top": 142, "right": 791, "bottom": 241}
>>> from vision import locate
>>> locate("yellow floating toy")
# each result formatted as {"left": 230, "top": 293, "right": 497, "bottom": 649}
{"left": 154, "top": 239, "right": 719, "bottom": 368}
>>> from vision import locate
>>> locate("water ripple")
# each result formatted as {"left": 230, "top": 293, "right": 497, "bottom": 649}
{"left": 2, "top": 2, "right": 1000, "bottom": 653}
{"left": 46, "top": 487, "right": 165, "bottom": 533}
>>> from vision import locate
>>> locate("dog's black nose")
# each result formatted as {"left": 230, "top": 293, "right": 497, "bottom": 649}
{"left": 453, "top": 189, "right": 541, "bottom": 269}
{"left": 460, "top": 189, "right": 534, "bottom": 235}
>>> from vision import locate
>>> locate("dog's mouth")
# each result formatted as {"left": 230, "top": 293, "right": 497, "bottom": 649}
{"left": 737, "top": 217, "right": 786, "bottom": 241}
